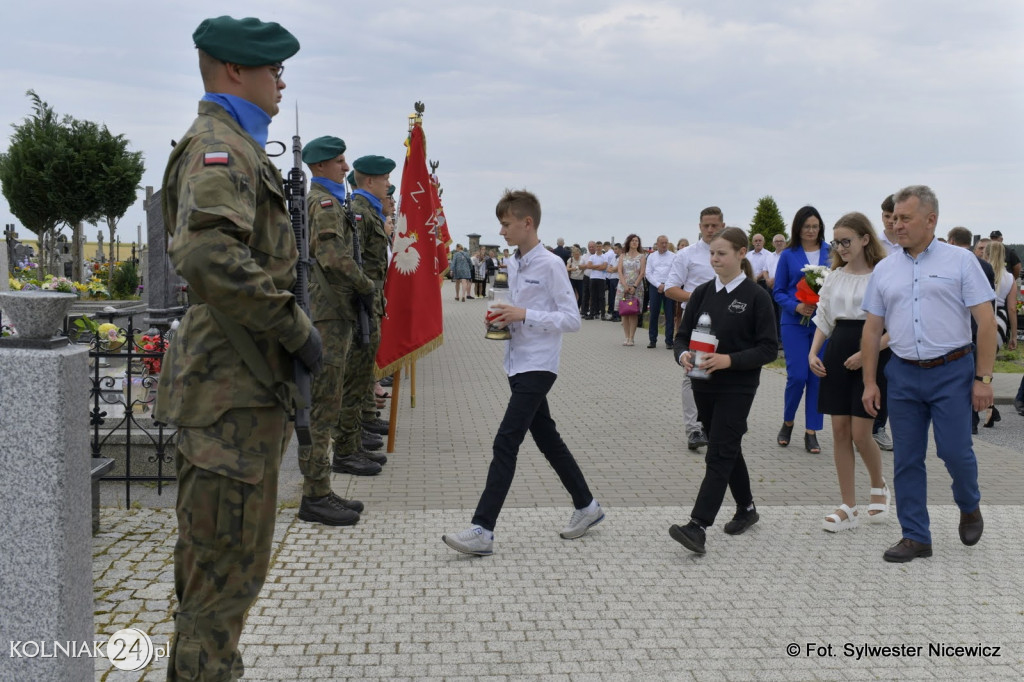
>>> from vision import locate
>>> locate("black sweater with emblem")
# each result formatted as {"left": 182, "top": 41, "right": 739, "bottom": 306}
{"left": 672, "top": 277, "right": 778, "bottom": 394}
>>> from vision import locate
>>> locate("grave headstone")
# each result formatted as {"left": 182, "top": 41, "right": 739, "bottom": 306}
{"left": 144, "top": 186, "right": 185, "bottom": 329}
{"left": 0, "top": 241, "right": 8, "bottom": 292}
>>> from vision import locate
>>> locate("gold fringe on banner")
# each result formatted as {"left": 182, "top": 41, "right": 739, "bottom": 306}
{"left": 374, "top": 332, "right": 444, "bottom": 380}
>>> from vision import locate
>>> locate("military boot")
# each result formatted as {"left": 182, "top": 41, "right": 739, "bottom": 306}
{"left": 332, "top": 452, "right": 382, "bottom": 476}
{"left": 329, "top": 491, "right": 365, "bottom": 513}
{"left": 357, "top": 447, "right": 387, "bottom": 465}
{"left": 362, "top": 429, "right": 384, "bottom": 451}
{"left": 362, "top": 417, "right": 389, "bottom": 435}
{"left": 298, "top": 494, "right": 360, "bottom": 526}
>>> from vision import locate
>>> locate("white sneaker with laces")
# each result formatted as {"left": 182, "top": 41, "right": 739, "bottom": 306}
{"left": 560, "top": 503, "right": 605, "bottom": 539}
{"left": 442, "top": 527, "right": 493, "bottom": 556}
{"left": 873, "top": 427, "right": 893, "bottom": 451}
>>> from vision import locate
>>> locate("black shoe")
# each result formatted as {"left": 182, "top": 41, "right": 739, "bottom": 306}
{"left": 328, "top": 491, "right": 364, "bottom": 513}
{"left": 362, "top": 430, "right": 384, "bottom": 451}
{"left": 669, "top": 521, "right": 706, "bottom": 555}
{"left": 983, "top": 406, "right": 1000, "bottom": 428}
{"left": 804, "top": 432, "right": 821, "bottom": 454}
{"left": 1015, "top": 399, "right": 1024, "bottom": 416}
{"left": 359, "top": 447, "right": 387, "bottom": 465}
{"left": 379, "top": 376, "right": 393, "bottom": 387}
{"left": 972, "top": 423, "right": 979, "bottom": 435}
{"left": 777, "top": 423, "right": 793, "bottom": 447}
{"left": 331, "top": 454, "right": 382, "bottom": 476}
{"left": 298, "top": 494, "right": 360, "bottom": 526}
{"left": 362, "top": 417, "right": 389, "bottom": 435}
{"left": 723, "top": 506, "right": 760, "bottom": 535}
{"left": 647, "top": 341, "right": 657, "bottom": 348}
{"left": 883, "top": 537, "right": 932, "bottom": 563}
{"left": 687, "top": 429, "right": 707, "bottom": 451}
{"left": 959, "top": 508, "right": 983, "bottom": 546}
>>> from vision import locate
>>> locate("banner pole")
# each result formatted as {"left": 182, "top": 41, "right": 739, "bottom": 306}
{"left": 410, "top": 360, "right": 417, "bottom": 408}
{"left": 386, "top": 370, "right": 400, "bottom": 454}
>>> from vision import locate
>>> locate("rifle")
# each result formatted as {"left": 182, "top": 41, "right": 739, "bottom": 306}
{"left": 285, "top": 106, "right": 313, "bottom": 454}
{"left": 344, "top": 186, "right": 373, "bottom": 347}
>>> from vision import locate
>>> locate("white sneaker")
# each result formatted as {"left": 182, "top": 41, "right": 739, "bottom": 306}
{"left": 560, "top": 503, "right": 605, "bottom": 539}
{"left": 873, "top": 427, "right": 893, "bottom": 451}
{"left": 442, "top": 527, "right": 493, "bottom": 556}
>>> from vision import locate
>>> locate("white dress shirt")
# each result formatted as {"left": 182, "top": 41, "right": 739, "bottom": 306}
{"left": 589, "top": 251, "right": 607, "bottom": 280}
{"left": 665, "top": 239, "right": 715, "bottom": 292}
{"left": 580, "top": 252, "right": 591, "bottom": 277}
{"left": 605, "top": 252, "right": 619, "bottom": 283}
{"left": 504, "top": 242, "right": 581, "bottom": 377}
{"left": 767, "top": 251, "right": 781, "bottom": 280}
{"left": 645, "top": 249, "right": 675, "bottom": 288}
{"left": 746, "top": 248, "right": 772, "bottom": 280}
{"left": 862, "top": 238, "right": 995, "bottom": 360}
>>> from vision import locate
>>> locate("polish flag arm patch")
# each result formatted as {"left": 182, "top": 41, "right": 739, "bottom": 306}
{"left": 204, "top": 152, "right": 229, "bottom": 165}
{"left": 320, "top": 199, "right": 334, "bottom": 208}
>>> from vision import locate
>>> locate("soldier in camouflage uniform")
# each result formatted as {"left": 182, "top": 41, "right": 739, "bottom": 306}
{"left": 301, "top": 136, "right": 383, "bottom": 490}
{"left": 154, "top": 16, "right": 321, "bottom": 681}
{"left": 332, "top": 155, "right": 395, "bottom": 471}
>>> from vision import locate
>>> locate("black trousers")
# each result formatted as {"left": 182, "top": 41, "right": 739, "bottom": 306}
{"left": 588, "top": 278, "right": 606, "bottom": 318}
{"left": 581, "top": 276, "right": 591, "bottom": 313}
{"left": 606, "top": 279, "right": 618, "bottom": 316}
{"left": 472, "top": 371, "right": 593, "bottom": 531}
{"left": 689, "top": 390, "right": 756, "bottom": 527}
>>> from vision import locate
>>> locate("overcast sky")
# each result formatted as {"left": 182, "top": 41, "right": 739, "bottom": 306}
{"left": 2, "top": 0, "right": 1023, "bottom": 250}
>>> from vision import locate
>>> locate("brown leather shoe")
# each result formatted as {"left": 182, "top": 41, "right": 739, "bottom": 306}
{"left": 959, "top": 508, "right": 983, "bottom": 546}
{"left": 882, "top": 538, "right": 933, "bottom": 563}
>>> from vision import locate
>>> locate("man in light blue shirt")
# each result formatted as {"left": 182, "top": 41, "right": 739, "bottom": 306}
{"left": 443, "top": 190, "right": 603, "bottom": 556}
{"left": 861, "top": 185, "right": 996, "bottom": 563}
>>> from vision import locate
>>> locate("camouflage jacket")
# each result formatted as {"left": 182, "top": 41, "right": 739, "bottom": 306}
{"left": 308, "top": 182, "right": 374, "bottom": 322}
{"left": 351, "top": 193, "right": 390, "bottom": 315}
{"left": 154, "top": 101, "right": 312, "bottom": 427}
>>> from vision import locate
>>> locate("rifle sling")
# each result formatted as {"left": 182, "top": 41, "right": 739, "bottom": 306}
{"left": 187, "top": 289, "right": 288, "bottom": 408}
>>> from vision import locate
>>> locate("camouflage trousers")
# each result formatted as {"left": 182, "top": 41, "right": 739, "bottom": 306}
{"left": 303, "top": 319, "right": 353, "bottom": 497}
{"left": 334, "top": 316, "right": 381, "bottom": 454}
{"left": 168, "top": 407, "right": 291, "bottom": 682}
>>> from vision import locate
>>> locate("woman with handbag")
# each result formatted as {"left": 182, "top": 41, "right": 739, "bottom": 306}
{"left": 615, "top": 234, "right": 647, "bottom": 345}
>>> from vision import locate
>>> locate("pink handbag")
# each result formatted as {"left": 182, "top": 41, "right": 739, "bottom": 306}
{"left": 618, "top": 296, "right": 639, "bottom": 316}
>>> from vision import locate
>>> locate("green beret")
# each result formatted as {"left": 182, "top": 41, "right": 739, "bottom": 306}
{"left": 387, "top": 184, "right": 396, "bottom": 197}
{"left": 302, "top": 136, "right": 346, "bottom": 165}
{"left": 347, "top": 171, "right": 357, "bottom": 188}
{"left": 353, "top": 155, "right": 396, "bottom": 176}
{"left": 193, "top": 16, "right": 299, "bottom": 66}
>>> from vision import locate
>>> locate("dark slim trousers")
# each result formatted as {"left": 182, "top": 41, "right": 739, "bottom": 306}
{"left": 588, "top": 278, "right": 606, "bottom": 318}
{"left": 581, "top": 276, "right": 591, "bottom": 313}
{"left": 647, "top": 287, "right": 675, "bottom": 345}
{"left": 606, "top": 279, "right": 618, "bottom": 316}
{"left": 689, "top": 390, "right": 756, "bottom": 527}
{"left": 472, "top": 371, "right": 594, "bottom": 531}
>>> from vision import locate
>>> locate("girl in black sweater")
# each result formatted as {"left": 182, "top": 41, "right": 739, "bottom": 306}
{"left": 670, "top": 227, "right": 779, "bottom": 555}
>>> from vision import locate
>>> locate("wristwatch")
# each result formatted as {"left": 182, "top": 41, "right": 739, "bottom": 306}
{"left": 974, "top": 375, "right": 993, "bottom": 384}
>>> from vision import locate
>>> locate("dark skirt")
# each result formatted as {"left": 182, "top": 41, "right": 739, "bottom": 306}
{"left": 818, "top": 319, "right": 889, "bottom": 418}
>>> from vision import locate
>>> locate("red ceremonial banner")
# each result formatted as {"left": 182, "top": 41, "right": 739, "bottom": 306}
{"left": 375, "top": 120, "right": 445, "bottom": 376}
{"left": 429, "top": 173, "right": 451, "bottom": 280}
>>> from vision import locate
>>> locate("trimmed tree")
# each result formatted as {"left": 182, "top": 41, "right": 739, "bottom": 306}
{"left": 748, "top": 195, "right": 787, "bottom": 248}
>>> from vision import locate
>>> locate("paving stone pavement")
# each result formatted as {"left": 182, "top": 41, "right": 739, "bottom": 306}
{"left": 92, "top": 281, "right": 1024, "bottom": 680}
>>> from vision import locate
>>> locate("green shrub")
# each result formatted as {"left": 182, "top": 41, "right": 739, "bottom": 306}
{"left": 110, "top": 261, "right": 140, "bottom": 299}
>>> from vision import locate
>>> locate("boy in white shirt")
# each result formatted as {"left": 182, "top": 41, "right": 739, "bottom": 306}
{"left": 443, "top": 190, "right": 604, "bottom": 555}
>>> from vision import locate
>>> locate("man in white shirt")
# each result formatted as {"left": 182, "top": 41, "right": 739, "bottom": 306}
{"left": 579, "top": 241, "right": 594, "bottom": 315}
{"left": 645, "top": 235, "right": 676, "bottom": 348}
{"left": 665, "top": 206, "right": 723, "bottom": 451}
{"left": 767, "top": 234, "right": 786, "bottom": 341}
{"left": 584, "top": 240, "right": 607, "bottom": 320}
{"left": 604, "top": 242, "right": 620, "bottom": 321}
{"left": 879, "top": 194, "right": 899, "bottom": 255}
{"left": 747, "top": 233, "right": 772, "bottom": 292}
{"left": 443, "top": 190, "right": 604, "bottom": 556}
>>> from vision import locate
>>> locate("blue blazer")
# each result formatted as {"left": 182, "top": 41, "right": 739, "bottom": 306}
{"left": 773, "top": 244, "right": 831, "bottom": 326}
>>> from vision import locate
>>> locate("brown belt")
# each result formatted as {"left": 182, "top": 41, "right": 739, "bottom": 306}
{"left": 899, "top": 344, "right": 972, "bottom": 369}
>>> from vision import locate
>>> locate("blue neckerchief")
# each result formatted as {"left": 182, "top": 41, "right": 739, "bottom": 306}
{"left": 353, "top": 189, "right": 385, "bottom": 221}
{"left": 201, "top": 93, "right": 271, "bottom": 148}
{"left": 312, "top": 177, "right": 348, "bottom": 205}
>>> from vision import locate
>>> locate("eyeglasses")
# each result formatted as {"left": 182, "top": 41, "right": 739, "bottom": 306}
{"left": 830, "top": 238, "right": 853, "bottom": 249}
{"left": 270, "top": 63, "right": 284, "bottom": 82}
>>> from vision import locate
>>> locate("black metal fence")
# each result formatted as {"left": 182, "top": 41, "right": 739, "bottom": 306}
{"left": 79, "top": 311, "right": 178, "bottom": 506}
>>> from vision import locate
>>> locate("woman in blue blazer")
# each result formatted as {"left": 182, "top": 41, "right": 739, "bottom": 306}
{"left": 773, "top": 206, "right": 830, "bottom": 453}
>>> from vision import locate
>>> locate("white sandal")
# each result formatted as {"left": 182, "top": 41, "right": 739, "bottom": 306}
{"left": 822, "top": 504, "right": 859, "bottom": 532}
{"left": 867, "top": 484, "right": 890, "bottom": 523}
